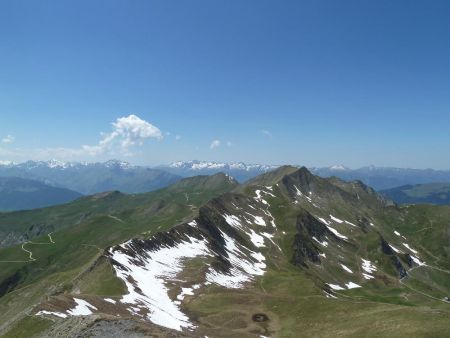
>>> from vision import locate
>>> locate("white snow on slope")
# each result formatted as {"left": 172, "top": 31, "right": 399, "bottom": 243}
{"left": 104, "top": 298, "right": 116, "bottom": 304}
{"left": 224, "top": 214, "right": 242, "bottom": 228}
{"left": 410, "top": 255, "right": 425, "bottom": 266}
{"left": 249, "top": 229, "right": 265, "bottom": 248}
{"left": 294, "top": 185, "right": 302, "bottom": 196}
{"left": 223, "top": 214, "right": 268, "bottom": 249}
{"left": 318, "top": 217, "right": 330, "bottom": 225}
{"left": 206, "top": 230, "right": 266, "bottom": 289}
{"left": 344, "top": 220, "right": 357, "bottom": 227}
{"left": 362, "top": 273, "right": 374, "bottom": 280}
{"left": 345, "top": 282, "right": 361, "bottom": 289}
{"left": 394, "top": 231, "right": 401, "bottom": 236}
{"left": 325, "top": 225, "right": 348, "bottom": 240}
{"left": 361, "top": 259, "right": 377, "bottom": 274}
{"left": 330, "top": 215, "right": 343, "bottom": 223}
{"left": 340, "top": 264, "right": 353, "bottom": 273}
{"left": 402, "top": 243, "right": 418, "bottom": 254}
{"left": 110, "top": 236, "right": 212, "bottom": 331}
{"left": 244, "top": 213, "right": 266, "bottom": 226}
{"left": 67, "top": 298, "right": 97, "bottom": 316}
{"left": 177, "top": 288, "right": 194, "bottom": 301}
{"left": 328, "top": 283, "right": 345, "bottom": 290}
{"left": 254, "top": 190, "right": 269, "bottom": 205}
{"left": 389, "top": 244, "right": 402, "bottom": 253}
{"left": 36, "top": 310, "right": 67, "bottom": 318}
{"left": 312, "top": 236, "right": 328, "bottom": 247}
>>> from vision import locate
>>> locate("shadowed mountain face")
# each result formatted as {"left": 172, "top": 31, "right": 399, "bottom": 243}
{"left": 0, "top": 177, "right": 82, "bottom": 211}
{"left": 0, "top": 160, "right": 181, "bottom": 194}
{"left": 0, "top": 168, "right": 449, "bottom": 337}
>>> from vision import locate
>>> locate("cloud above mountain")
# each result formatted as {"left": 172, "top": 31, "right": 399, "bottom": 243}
{"left": 210, "top": 140, "right": 221, "bottom": 149}
{"left": 0, "top": 115, "right": 163, "bottom": 161}
{"left": 1, "top": 134, "right": 15, "bottom": 144}
{"left": 82, "top": 114, "right": 163, "bottom": 156}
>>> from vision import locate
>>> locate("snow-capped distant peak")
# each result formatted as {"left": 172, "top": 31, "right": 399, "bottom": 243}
{"left": 46, "top": 159, "right": 71, "bottom": 169}
{"left": 168, "top": 160, "right": 278, "bottom": 172}
{"left": 104, "top": 159, "right": 133, "bottom": 169}
{"left": 0, "top": 160, "right": 15, "bottom": 166}
{"left": 329, "top": 165, "right": 348, "bottom": 171}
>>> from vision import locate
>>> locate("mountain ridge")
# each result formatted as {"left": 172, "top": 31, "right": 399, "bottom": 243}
{"left": 1, "top": 166, "right": 448, "bottom": 337}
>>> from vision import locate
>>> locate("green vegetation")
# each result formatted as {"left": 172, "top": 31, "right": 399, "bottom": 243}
{"left": 0, "top": 173, "right": 237, "bottom": 336}
{"left": 0, "top": 168, "right": 449, "bottom": 337}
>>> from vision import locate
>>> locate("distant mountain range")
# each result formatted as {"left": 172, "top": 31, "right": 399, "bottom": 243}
{"left": 0, "top": 177, "right": 82, "bottom": 211}
{"left": 162, "top": 161, "right": 450, "bottom": 190}
{"left": 380, "top": 183, "right": 450, "bottom": 205}
{"left": 158, "top": 160, "right": 279, "bottom": 182}
{"left": 0, "top": 160, "right": 181, "bottom": 195}
{"left": 2, "top": 160, "right": 450, "bottom": 211}
{"left": 310, "top": 165, "right": 450, "bottom": 190}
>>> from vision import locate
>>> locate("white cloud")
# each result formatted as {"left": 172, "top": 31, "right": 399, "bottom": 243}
{"left": 210, "top": 139, "right": 221, "bottom": 149}
{"left": 1, "top": 134, "right": 15, "bottom": 144}
{"left": 0, "top": 115, "right": 163, "bottom": 161}
{"left": 226, "top": 141, "right": 232, "bottom": 147}
{"left": 175, "top": 135, "right": 181, "bottom": 141}
{"left": 81, "top": 114, "right": 162, "bottom": 156}
{"left": 260, "top": 129, "right": 272, "bottom": 138}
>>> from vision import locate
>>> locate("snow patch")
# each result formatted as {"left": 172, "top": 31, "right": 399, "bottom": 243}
{"left": 389, "top": 244, "right": 402, "bottom": 254}
{"left": 326, "top": 225, "right": 348, "bottom": 240}
{"left": 312, "top": 236, "right": 328, "bottom": 247}
{"left": 344, "top": 220, "right": 357, "bottom": 227}
{"left": 177, "top": 287, "right": 194, "bottom": 301}
{"left": 110, "top": 236, "right": 212, "bottom": 331}
{"left": 410, "top": 255, "right": 425, "bottom": 266}
{"left": 340, "top": 264, "right": 353, "bottom": 273}
{"left": 330, "top": 215, "right": 343, "bottom": 223}
{"left": 206, "top": 231, "right": 266, "bottom": 289}
{"left": 402, "top": 243, "right": 418, "bottom": 254}
{"left": 328, "top": 283, "right": 345, "bottom": 290}
{"left": 249, "top": 229, "right": 266, "bottom": 248}
{"left": 345, "top": 282, "right": 361, "bottom": 289}
{"left": 36, "top": 310, "right": 67, "bottom": 318}
{"left": 361, "top": 259, "right": 377, "bottom": 274}
{"left": 362, "top": 273, "right": 374, "bottom": 280}
{"left": 68, "top": 298, "right": 97, "bottom": 316}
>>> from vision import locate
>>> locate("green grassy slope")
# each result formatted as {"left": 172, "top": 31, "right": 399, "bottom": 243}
{"left": 1, "top": 169, "right": 449, "bottom": 337}
{"left": 0, "top": 173, "right": 238, "bottom": 335}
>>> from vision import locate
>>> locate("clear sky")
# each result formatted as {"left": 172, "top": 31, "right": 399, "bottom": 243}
{"left": 1, "top": 0, "right": 449, "bottom": 168}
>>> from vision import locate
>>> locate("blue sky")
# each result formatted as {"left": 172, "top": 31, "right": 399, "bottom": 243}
{"left": 1, "top": 1, "right": 450, "bottom": 168}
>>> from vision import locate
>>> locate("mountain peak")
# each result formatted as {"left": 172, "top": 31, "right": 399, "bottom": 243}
{"left": 329, "top": 164, "right": 349, "bottom": 171}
